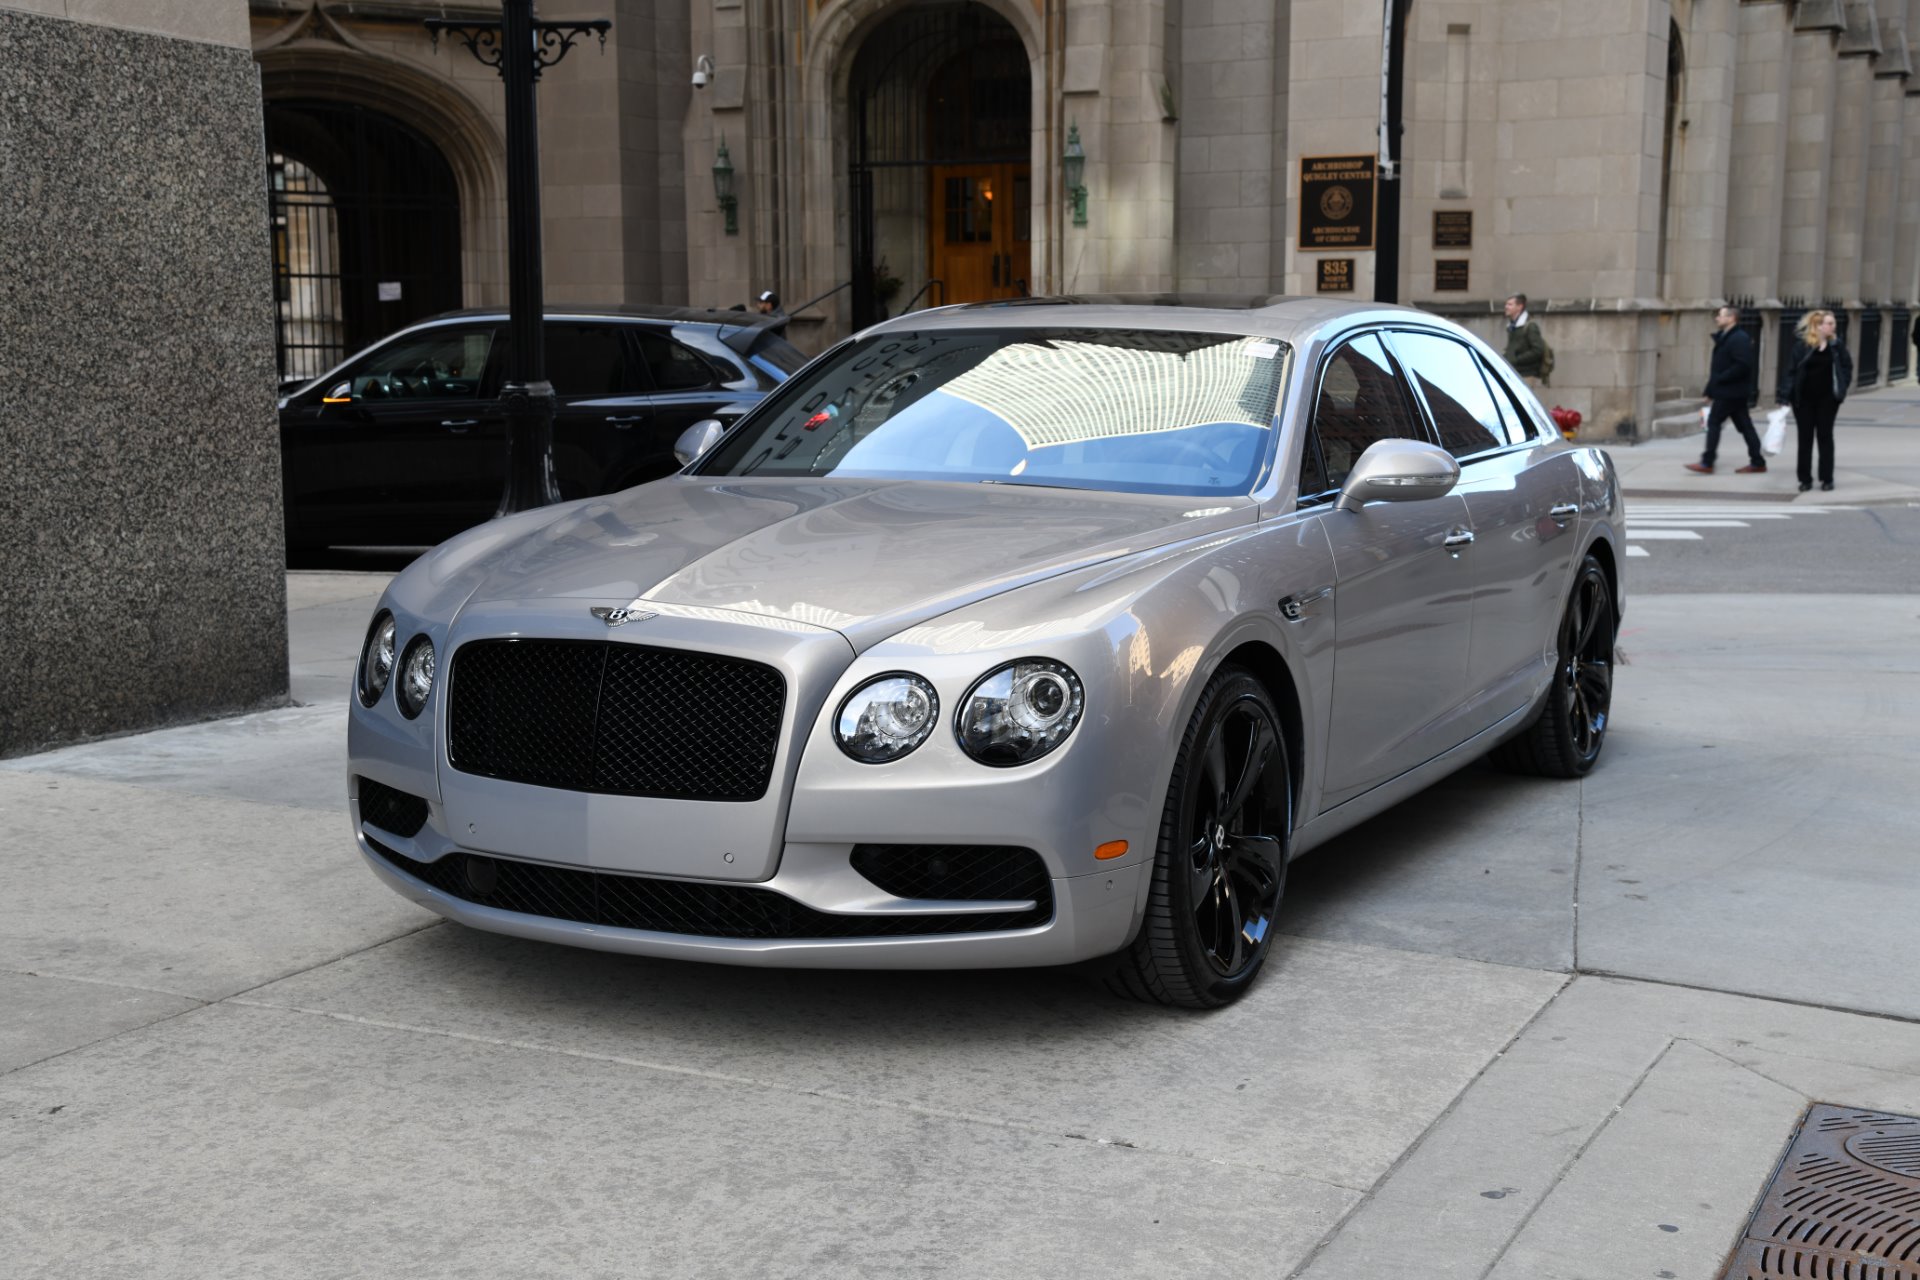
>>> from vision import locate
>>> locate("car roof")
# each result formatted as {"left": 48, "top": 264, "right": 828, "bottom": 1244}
{"left": 420, "top": 304, "right": 777, "bottom": 330}
{"left": 860, "top": 293, "right": 1463, "bottom": 346}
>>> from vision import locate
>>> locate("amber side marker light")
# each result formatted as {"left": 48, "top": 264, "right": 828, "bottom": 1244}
{"left": 1095, "top": 840, "right": 1128, "bottom": 860}
{"left": 322, "top": 396, "right": 352, "bottom": 404}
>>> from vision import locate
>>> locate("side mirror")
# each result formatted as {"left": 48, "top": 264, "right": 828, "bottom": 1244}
{"left": 673, "top": 418, "right": 727, "bottom": 466}
{"left": 1334, "top": 439, "right": 1460, "bottom": 512}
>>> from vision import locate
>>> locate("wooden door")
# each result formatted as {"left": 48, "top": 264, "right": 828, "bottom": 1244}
{"left": 930, "top": 163, "right": 1031, "bottom": 305}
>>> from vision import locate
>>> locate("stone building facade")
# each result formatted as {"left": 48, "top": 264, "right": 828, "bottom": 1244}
{"left": 246, "top": 0, "right": 1920, "bottom": 437}
{"left": 1, "top": 1, "right": 286, "bottom": 755}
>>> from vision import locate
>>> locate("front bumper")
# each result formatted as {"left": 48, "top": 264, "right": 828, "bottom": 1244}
{"left": 356, "top": 821, "right": 1146, "bottom": 968}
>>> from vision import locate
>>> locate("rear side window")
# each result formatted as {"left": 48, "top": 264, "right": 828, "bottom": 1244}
{"left": 1477, "top": 354, "right": 1544, "bottom": 443}
{"left": 545, "top": 323, "right": 644, "bottom": 396}
{"left": 635, "top": 330, "right": 717, "bottom": 391}
{"left": 1388, "top": 331, "right": 1509, "bottom": 457}
{"left": 1304, "top": 333, "right": 1425, "bottom": 494}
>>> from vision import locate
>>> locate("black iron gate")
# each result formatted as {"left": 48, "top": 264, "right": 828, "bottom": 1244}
{"left": 265, "top": 100, "right": 463, "bottom": 381}
{"left": 847, "top": 3, "right": 1030, "bottom": 330}
{"left": 1858, "top": 306, "right": 1881, "bottom": 388}
{"left": 1891, "top": 307, "right": 1912, "bottom": 383}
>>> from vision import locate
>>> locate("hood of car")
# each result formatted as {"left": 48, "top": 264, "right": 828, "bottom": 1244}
{"left": 459, "top": 477, "right": 1255, "bottom": 649}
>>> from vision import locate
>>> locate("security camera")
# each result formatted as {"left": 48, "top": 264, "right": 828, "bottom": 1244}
{"left": 693, "top": 54, "right": 713, "bottom": 90}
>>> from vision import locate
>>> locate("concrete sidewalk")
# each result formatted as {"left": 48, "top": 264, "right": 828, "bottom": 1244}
{"left": 1610, "top": 380, "right": 1920, "bottom": 505}
{"left": 3, "top": 411, "right": 1919, "bottom": 1277}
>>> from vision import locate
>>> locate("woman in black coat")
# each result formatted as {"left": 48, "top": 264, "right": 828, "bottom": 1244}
{"left": 1776, "top": 309, "right": 1853, "bottom": 492}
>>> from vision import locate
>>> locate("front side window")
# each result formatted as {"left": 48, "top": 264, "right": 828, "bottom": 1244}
{"left": 1305, "top": 333, "right": 1424, "bottom": 493}
{"left": 695, "top": 327, "right": 1289, "bottom": 498}
{"left": 1389, "top": 331, "right": 1509, "bottom": 457}
{"left": 322, "top": 327, "right": 494, "bottom": 403}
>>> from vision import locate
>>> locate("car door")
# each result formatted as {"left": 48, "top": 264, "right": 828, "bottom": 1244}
{"left": 544, "top": 321, "right": 655, "bottom": 498}
{"left": 280, "top": 323, "right": 501, "bottom": 546}
{"left": 633, "top": 326, "right": 752, "bottom": 475}
{"left": 1387, "top": 330, "right": 1578, "bottom": 728}
{"left": 1295, "top": 332, "right": 1476, "bottom": 811}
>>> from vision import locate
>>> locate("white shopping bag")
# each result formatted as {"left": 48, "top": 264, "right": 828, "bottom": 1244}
{"left": 1762, "top": 405, "right": 1791, "bottom": 456}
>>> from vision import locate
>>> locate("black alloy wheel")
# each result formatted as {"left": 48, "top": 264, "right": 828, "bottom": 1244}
{"left": 1108, "top": 666, "right": 1291, "bottom": 1009}
{"left": 1494, "top": 552, "right": 1616, "bottom": 778}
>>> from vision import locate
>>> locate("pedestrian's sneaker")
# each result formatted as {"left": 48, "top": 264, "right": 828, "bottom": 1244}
{"left": 1735, "top": 463, "right": 1766, "bottom": 473}
{"left": 1684, "top": 462, "right": 1713, "bottom": 474}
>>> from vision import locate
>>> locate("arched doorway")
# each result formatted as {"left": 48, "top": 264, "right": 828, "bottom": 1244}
{"left": 264, "top": 100, "right": 463, "bottom": 380}
{"left": 847, "top": 3, "right": 1031, "bottom": 328}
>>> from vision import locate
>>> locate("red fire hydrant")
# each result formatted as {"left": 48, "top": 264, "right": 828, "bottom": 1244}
{"left": 1548, "top": 406, "right": 1582, "bottom": 440}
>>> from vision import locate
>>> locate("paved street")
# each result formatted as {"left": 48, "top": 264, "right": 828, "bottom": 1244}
{"left": 5, "top": 395, "right": 1920, "bottom": 1278}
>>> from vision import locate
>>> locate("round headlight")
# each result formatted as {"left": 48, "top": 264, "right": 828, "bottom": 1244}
{"left": 955, "top": 659, "right": 1084, "bottom": 767}
{"left": 359, "top": 612, "right": 397, "bottom": 707}
{"left": 396, "top": 635, "right": 436, "bottom": 719}
{"left": 834, "top": 673, "right": 939, "bottom": 763}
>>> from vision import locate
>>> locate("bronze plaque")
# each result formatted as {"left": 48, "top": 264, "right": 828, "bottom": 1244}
{"left": 1434, "top": 210, "right": 1473, "bottom": 249}
{"left": 1299, "top": 154, "right": 1377, "bottom": 251}
{"left": 1435, "top": 259, "right": 1470, "bottom": 292}
{"left": 1317, "top": 258, "right": 1355, "bottom": 293}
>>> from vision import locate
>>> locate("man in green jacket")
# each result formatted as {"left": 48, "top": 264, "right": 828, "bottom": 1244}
{"left": 1503, "top": 293, "right": 1549, "bottom": 387}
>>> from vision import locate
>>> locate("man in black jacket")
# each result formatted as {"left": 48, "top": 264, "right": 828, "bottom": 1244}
{"left": 1686, "top": 304, "right": 1766, "bottom": 474}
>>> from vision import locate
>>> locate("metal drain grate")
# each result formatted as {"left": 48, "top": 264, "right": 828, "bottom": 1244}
{"left": 1719, "top": 1104, "right": 1920, "bottom": 1280}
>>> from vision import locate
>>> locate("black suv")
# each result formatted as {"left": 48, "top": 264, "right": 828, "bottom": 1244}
{"left": 278, "top": 306, "right": 804, "bottom": 550}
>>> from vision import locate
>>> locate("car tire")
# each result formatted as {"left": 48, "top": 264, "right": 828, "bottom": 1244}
{"left": 1492, "top": 551, "right": 1616, "bottom": 779}
{"left": 1106, "top": 666, "right": 1291, "bottom": 1009}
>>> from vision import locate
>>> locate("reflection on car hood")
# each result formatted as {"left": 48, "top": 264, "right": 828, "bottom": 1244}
{"left": 462, "top": 477, "right": 1256, "bottom": 650}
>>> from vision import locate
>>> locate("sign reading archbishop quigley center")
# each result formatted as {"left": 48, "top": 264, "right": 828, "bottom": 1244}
{"left": 1299, "top": 154, "right": 1377, "bottom": 252}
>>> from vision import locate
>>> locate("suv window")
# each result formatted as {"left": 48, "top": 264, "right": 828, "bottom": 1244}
{"left": 1304, "top": 333, "right": 1425, "bottom": 495}
{"left": 324, "top": 327, "right": 493, "bottom": 403}
{"left": 546, "top": 323, "right": 644, "bottom": 397}
{"left": 634, "top": 330, "right": 716, "bottom": 391}
{"left": 1389, "top": 331, "right": 1508, "bottom": 457}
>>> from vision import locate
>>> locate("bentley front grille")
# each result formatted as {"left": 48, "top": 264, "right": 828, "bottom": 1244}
{"left": 368, "top": 838, "right": 1054, "bottom": 939}
{"left": 447, "top": 638, "right": 786, "bottom": 801}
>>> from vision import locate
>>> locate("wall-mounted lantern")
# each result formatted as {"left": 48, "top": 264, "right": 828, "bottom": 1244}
{"left": 1062, "top": 123, "right": 1087, "bottom": 228}
{"left": 713, "top": 137, "right": 738, "bottom": 235}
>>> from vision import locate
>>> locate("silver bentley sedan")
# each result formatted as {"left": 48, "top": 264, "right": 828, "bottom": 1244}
{"left": 347, "top": 295, "right": 1622, "bottom": 1008}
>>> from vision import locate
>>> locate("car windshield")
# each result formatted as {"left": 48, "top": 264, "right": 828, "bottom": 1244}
{"left": 696, "top": 327, "right": 1289, "bottom": 496}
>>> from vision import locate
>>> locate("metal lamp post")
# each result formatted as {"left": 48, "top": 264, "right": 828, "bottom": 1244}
{"left": 426, "top": 3, "right": 609, "bottom": 516}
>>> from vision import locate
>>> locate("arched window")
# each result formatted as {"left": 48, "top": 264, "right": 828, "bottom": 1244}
{"left": 269, "top": 154, "right": 344, "bottom": 381}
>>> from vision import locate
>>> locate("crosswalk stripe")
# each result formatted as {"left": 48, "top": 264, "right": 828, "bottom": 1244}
{"left": 1626, "top": 545, "right": 1650, "bottom": 557}
{"left": 1624, "top": 528, "right": 1703, "bottom": 540}
{"left": 1628, "top": 519, "right": 1751, "bottom": 528}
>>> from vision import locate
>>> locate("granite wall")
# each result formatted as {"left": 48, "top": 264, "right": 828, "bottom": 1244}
{"left": 0, "top": 5, "right": 287, "bottom": 756}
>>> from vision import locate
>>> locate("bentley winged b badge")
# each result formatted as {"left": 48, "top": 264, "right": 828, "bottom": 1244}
{"left": 590, "top": 605, "right": 657, "bottom": 627}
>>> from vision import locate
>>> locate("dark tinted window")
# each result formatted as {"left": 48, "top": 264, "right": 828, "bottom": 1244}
{"left": 324, "top": 327, "right": 493, "bottom": 403}
{"left": 1307, "top": 334, "right": 1423, "bottom": 491}
{"left": 635, "top": 330, "right": 716, "bottom": 390}
{"left": 1390, "top": 331, "right": 1508, "bottom": 457}
{"left": 747, "top": 329, "right": 809, "bottom": 378}
{"left": 545, "top": 323, "right": 642, "bottom": 396}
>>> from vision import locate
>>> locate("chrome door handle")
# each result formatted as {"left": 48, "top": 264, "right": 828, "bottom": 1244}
{"left": 605, "top": 415, "right": 645, "bottom": 427}
{"left": 440, "top": 419, "right": 476, "bottom": 432}
{"left": 1549, "top": 503, "right": 1579, "bottom": 523}
{"left": 1444, "top": 528, "right": 1475, "bottom": 554}
{"left": 1279, "top": 586, "right": 1333, "bottom": 622}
